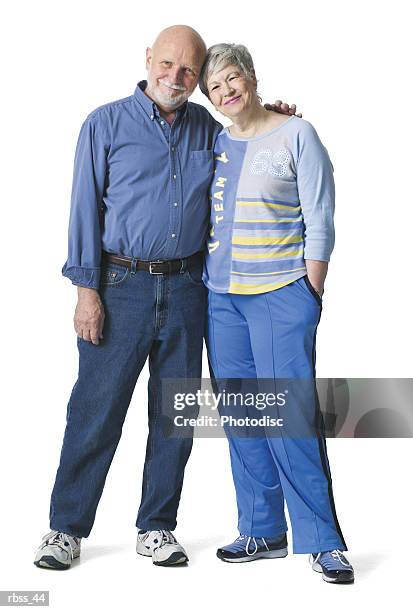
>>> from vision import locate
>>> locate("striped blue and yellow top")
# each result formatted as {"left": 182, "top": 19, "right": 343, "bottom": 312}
{"left": 203, "top": 116, "right": 335, "bottom": 295}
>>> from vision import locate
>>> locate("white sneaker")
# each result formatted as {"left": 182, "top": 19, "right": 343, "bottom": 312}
{"left": 34, "top": 530, "right": 81, "bottom": 570}
{"left": 136, "top": 529, "right": 189, "bottom": 566}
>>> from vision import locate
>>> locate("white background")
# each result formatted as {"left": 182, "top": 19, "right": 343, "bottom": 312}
{"left": 1, "top": 0, "right": 412, "bottom": 609}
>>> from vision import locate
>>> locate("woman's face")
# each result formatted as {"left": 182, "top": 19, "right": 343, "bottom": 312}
{"left": 207, "top": 64, "right": 257, "bottom": 119}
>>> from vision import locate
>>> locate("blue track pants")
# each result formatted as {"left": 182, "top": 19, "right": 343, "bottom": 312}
{"left": 206, "top": 276, "right": 347, "bottom": 554}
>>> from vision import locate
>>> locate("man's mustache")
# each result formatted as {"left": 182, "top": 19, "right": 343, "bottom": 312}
{"left": 159, "top": 79, "right": 186, "bottom": 92}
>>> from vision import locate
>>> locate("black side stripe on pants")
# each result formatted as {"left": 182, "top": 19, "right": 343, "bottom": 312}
{"left": 311, "top": 306, "right": 347, "bottom": 550}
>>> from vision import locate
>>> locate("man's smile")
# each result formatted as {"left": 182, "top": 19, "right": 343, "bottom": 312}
{"left": 159, "top": 79, "right": 186, "bottom": 93}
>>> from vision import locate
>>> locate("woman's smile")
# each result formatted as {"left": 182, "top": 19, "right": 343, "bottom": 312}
{"left": 224, "top": 95, "right": 242, "bottom": 105}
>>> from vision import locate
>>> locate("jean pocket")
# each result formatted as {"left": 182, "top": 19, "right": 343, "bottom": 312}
{"left": 100, "top": 263, "right": 129, "bottom": 287}
{"left": 186, "top": 260, "right": 205, "bottom": 287}
{"left": 303, "top": 275, "right": 322, "bottom": 306}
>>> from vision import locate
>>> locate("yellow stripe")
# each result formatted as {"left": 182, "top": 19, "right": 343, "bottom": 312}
{"left": 232, "top": 236, "right": 303, "bottom": 246}
{"left": 237, "top": 200, "right": 301, "bottom": 212}
{"left": 231, "top": 267, "right": 306, "bottom": 277}
{"left": 232, "top": 248, "right": 304, "bottom": 260}
{"left": 229, "top": 280, "right": 293, "bottom": 294}
{"left": 235, "top": 218, "right": 301, "bottom": 223}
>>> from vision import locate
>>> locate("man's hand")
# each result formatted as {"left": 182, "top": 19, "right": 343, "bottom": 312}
{"left": 264, "top": 100, "right": 302, "bottom": 118}
{"left": 74, "top": 287, "right": 105, "bottom": 345}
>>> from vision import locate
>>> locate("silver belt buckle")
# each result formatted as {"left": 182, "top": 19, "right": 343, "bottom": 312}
{"left": 149, "top": 260, "right": 165, "bottom": 275}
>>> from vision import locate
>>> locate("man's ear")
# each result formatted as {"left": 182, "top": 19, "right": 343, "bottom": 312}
{"left": 145, "top": 47, "right": 152, "bottom": 70}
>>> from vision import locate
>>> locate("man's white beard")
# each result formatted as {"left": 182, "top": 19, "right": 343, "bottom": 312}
{"left": 148, "top": 78, "right": 189, "bottom": 109}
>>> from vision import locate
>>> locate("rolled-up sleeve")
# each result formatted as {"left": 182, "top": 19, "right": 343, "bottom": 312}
{"left": 296, "top": 122, "right": 335, "bottom": 262}
{"left": 61, "top": 113, "right": 108, "bottom": 288}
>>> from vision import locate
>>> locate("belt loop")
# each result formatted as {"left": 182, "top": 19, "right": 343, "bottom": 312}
{"left": 179, "top": 257, "right": 186, "bottom": 273}
{"left": 130, "top": 257, "right": 137, "bottom": 275}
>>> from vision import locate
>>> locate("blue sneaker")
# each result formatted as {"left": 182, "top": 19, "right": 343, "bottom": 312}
{"left": 309, "top": 550, "right": 354, "bottom": 583}
{"left": 217, "top": 534, "right": 288, "bottom": 563}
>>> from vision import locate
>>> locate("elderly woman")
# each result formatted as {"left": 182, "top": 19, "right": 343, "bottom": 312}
{"left": 199, "top": 44, "right": 354, "bottom": 584}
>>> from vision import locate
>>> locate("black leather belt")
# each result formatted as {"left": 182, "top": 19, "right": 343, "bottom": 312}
{"left": 102, "top": 250, "right": 203, "bottom": 275}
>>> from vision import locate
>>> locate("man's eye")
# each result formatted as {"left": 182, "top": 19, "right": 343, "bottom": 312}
{"left": 162, "top": 61, "right": 172, "bottom": 67}
{"left": 185, "top": 68, "right": 195, "bottom": 75}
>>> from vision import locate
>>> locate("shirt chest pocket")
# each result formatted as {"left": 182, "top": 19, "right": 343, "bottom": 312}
{"left": 190, "top": 150, "right": 214, "bottom": 163}
{"left": 188, "top": 150, "right": 214, "bottom": 189}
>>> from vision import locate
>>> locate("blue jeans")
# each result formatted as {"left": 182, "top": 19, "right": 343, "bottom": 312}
{"left": 49, "top": 254, "right": 206, "bottom": 538}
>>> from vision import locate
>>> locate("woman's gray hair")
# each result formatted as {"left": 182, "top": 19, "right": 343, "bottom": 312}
{"left": 199, "top": 43, "right": 257, "bottom": 98}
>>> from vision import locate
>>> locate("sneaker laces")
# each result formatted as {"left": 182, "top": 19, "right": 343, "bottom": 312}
{"left": 311, "top": 549, "right": 351, "bottom": 568}
{"left": 237, "top": 534, "right": 270, "bottom": 556}
{"left": 42, "top": 530, "right": 76, "bottom": 560}
{"left": 330, "top": 549, "right": 351, "bottom": 566}
{"left": 140, "top": 529, "right": 177, "bottom": 551}
{"left": 159, "top": 530, "right": 177, "bottom": 547}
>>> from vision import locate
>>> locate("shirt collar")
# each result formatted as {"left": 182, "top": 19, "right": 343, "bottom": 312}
{"left": 134, "top": 80, "right": 188, "bottom": 121}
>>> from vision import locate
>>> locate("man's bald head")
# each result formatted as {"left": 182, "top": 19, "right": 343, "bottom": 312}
{"left": 145, "top": 25, "right": 207, "bottom": 111}
{"left": 152, "top": 25, "right": 207, "bottom": 59}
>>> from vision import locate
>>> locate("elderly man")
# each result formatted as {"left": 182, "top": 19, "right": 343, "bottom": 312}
{"left": 34, "top": 25, "right": 298, "bottom": 569}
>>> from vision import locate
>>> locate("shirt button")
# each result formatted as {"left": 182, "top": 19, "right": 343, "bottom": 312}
{"left": 173, "top": 174, "right": 177, "bottom": 179}
{"left": 171, "top": 146, "right": 175, "bottom": 152}
{"left": 171, "top": 233, "right": 176, "bottom": 238}
{"left": 150, "top": 114, "right": 154, "bottom": 120}
{"left": 173, "top": 202, "right": 178, "bottom": 207}
{"left": 160, "top": 120, "right": 165, "bottom": 125}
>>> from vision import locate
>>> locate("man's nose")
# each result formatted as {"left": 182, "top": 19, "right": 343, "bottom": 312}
{"left": 170, "top": 66, "right": 183, "bottom": 84}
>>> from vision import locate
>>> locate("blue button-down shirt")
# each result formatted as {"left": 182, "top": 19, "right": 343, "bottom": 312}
{"left": 62, "top": 80, "right": 222, "bottom": 288}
